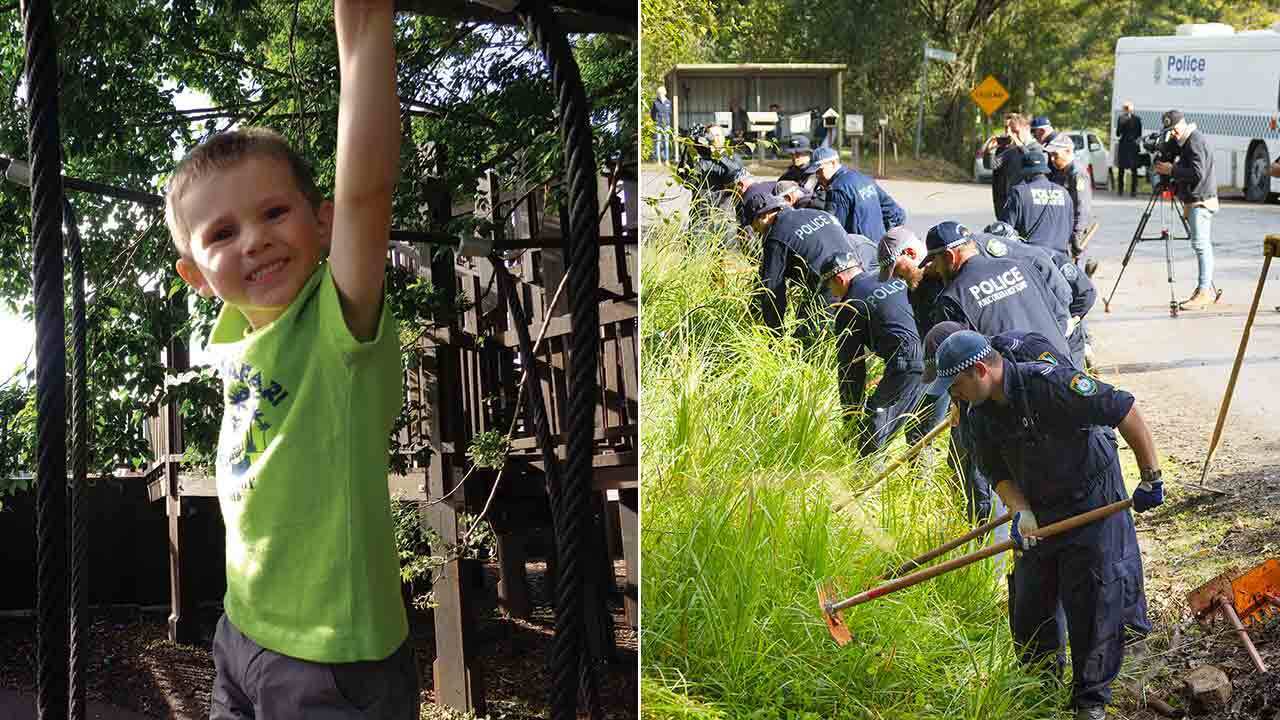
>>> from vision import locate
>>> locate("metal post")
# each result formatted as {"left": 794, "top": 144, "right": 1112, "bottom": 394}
{"left": 914, "top": 40, "right": 927, "bottom": 158}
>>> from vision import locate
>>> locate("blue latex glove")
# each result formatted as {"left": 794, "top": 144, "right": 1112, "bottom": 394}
{"left": 1133, "top": 478, "right": 1164, "bottom": 513}
{"left": 1010, "top": 510, "right": 1039, "bottom": 550}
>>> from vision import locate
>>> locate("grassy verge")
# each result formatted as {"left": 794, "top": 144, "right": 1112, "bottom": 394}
{"left": 640, "top": 203, "right": 1076, "bottom": 719}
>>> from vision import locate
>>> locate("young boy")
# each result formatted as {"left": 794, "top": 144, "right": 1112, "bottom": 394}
{"left": 164, "top": 2, "right": 417, "bottom": 717}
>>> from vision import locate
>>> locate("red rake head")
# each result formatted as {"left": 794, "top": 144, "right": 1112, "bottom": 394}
{"left": 1188, "top": 558, "right": 1280, "bottom": 627}
{"left": 817, "top": 581, "right": 853, "bottom": 646}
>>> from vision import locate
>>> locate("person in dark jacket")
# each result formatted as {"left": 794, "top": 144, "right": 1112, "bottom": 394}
{"left": 1045, "top": 134, "right": 1093, "bottom": 262}
{"left": 809, "top": 145, "right": 906, "bottom": 240}
{"left": 1152, "top": 110, "right": 1221, "bottom": 310}
{"left": 650, "top": 86, "right": 673, "bottom": 165}
{"left": 778, "top": 136, "right": 824, "bottom": 209}
{"left": 1000, "top": 148, "right": 1074, "bottom": 263}
{"left": 1030, "top": 115, "right": 1058, "bottom": 146}
{"left": 745, "top": 184, "right": 859, "bottom": 331}
{"left": 990, "top": 113, "right": 1037, "bottom": 217}
{"left": 824, "top": 254, "right": 926, "bottom": 453}
{"left": 1115, "top": 102, "right": 1142, "bottom": 196}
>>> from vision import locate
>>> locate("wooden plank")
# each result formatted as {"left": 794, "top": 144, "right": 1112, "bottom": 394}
{"left": 496, "top": 300, "right": 636, "bottom": 348}
{"left": 495, "top": 533, "right": 531, "bottom": 619}
{"left": 618, "top": 487, "right": 638, "bottom": 627}
{"left": 164, "top": 336, "right": 198, "bottom": 646}
{"left": 602, "top": 324, "right": 621, "bottom": 432}
{"left": 619, "top": 320, "right": 638, "bottom": 425}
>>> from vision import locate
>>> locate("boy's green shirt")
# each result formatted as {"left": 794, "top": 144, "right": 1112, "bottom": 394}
{"left": 207, "top": 261, "right": 408, "bottom": 662}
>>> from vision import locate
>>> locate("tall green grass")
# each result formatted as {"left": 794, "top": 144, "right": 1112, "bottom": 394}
{"left": 641, "top": 204, "right": 1072, "bottom": 719}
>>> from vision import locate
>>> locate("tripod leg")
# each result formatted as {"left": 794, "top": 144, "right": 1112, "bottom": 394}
{"left": 1105, "top": 190, "right": 1160, "bottom": 312}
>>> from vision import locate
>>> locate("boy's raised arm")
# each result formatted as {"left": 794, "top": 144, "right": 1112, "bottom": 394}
{"left": 331, "top": 0, "right": 399, "bottom": 341}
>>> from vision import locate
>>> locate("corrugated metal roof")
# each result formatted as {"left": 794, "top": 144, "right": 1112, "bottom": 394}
{"left": 667, "top": 63, "right": 846, "bottom": 77}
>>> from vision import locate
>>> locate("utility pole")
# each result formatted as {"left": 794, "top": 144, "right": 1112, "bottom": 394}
{"left": 915, "top": 42, "right": 957, "bottom": 158}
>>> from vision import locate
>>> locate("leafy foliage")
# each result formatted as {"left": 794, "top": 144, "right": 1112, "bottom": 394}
{"left": 641, "top": 0, "right": 1279, "bottom": 164}
{"left": 0, "top": 1, "right": 632, "bottom": 497}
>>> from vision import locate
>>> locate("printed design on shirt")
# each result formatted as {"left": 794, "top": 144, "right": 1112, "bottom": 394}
{"left": 790, "top": 212, "right": 837, "bottom": 241}
{"left": 1069, "top": 373, "right": 1097, "bottom": 396}
{"left": 1061, "top": 263, "right": 1079, "bottom": 281}
{"left": 966, "top": 267, "right": 1028, "bottom": 309}
{"left": 1037, "top": 351, "right": 1058, "bottom": 366}
{"left": 857, "top": 184, "right": 878, "bottom": 202}
{"left": 986, "top": 238, "right": 1008, "bottom": 257}
{"left": 1031, "top": 187, "right": 1067, "bottom": 207}
{"left": 218, "top": 358, "right": 292, "bottom": 503}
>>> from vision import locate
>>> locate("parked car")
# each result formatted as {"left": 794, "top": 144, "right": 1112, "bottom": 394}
{"left": 973, "top": 130, "right": 1111, "bottom": 189}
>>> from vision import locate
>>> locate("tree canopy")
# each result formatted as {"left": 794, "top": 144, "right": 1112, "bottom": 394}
{"left": 0, "top": 1, "right": 635, "bottom": 496}
{"left": 640, "top": 0, "right": 1279, "bottom": 162}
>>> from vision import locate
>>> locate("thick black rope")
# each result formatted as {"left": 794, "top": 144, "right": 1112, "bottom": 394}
{"left": 64, "top": 198, "right": 88, "bottom": 720}
{"left": 514, "top": 3, "right": 602, "bottom": 718}
{"left": 23, "top": 1, "right": 70, "bottom": 718}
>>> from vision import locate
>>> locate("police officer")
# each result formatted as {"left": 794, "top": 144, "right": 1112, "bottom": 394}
{"left": 930, "top": 330, "right": 1163, "bottom": 720}
{"left": 1045, "top": 134, "right": 1094, "bottom": 262}
{"left": 877, "top": 227, "right": 952, "bottom": 442}
{"left": 808, "top": 145, "right": 907, "bottom": 239}
{"left": 745, "top": 184, "right": 859, "bottom": 331}
{"left": 923, "top": 321, "right": 1070, "bottom": 530}
{"left": 986, "top": 221, "right": 1094, "bottom": 369}
{"left": 822, "top": 254, "right": 926, "bottom": 452}
{"left": 1030, "top": 115, "right": 1058, "bottom": 146}
{"left": 1000, "top": 147, "right": 1075, "bottom": 262}
{"left": 778, "top": 135, "right": 824, "bottom": 209}
{"left": 920, "top": 221, "right": 1071, "bottom": 359}
{"left": 972, "top": 225, "right": 1073, "bottom": 338}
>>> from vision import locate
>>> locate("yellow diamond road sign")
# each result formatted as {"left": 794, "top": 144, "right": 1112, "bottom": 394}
{"left": 971, "top": 75, "right": 1010, "bottom": 117}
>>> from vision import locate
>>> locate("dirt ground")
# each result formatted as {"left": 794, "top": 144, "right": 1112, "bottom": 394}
{"left": 0, "top": 561, "right": 638, "bottom": 719}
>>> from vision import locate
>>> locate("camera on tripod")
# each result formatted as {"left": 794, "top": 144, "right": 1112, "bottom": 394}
{"left": 1142, "top": 130, "right": 1178, "bottom": 187}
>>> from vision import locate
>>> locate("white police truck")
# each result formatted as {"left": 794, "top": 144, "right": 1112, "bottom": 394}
{"left": 1111, "top": 22, "right": 1280, "bottom": 202}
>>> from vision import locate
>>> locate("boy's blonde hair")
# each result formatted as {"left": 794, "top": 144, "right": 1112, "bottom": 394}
{"left": 165, "top": 127, "right": 323, "bottom": 256}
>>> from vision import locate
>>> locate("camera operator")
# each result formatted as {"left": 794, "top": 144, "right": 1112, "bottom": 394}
{"left": 1152, "top": 110, "right": 1222, "bottom": 310}
{"left": 675, "top": 123, "right": 747, "bottom": 240}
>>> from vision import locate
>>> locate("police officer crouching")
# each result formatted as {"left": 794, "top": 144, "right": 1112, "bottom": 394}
{"left": 920, "top": 221, "right": 1071, "bottom": 359}
{"left": 930, "top": 330, "right": 1164, "bottom": 720}
{"left": 821, "top": 253, "right": 926, "bottom": 455}
{"left": 808, "top": 145, "right": 907, "bottom": 239}
{"left": 999, "top": 147, "right": 1075, "bottom": 263}
{"left": 986, "top": 221, "right": 1095, "bottom": 370}
{"left": 745, "top": 184, "right": 859, "bottom": 332}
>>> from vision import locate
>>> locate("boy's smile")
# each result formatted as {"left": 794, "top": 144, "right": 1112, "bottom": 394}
{"left": 175, "top": 155, "right": 333, "bottom": 329}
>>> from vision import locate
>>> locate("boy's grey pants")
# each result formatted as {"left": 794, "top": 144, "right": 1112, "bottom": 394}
{"left": 211, "top": 613, "right": 419, "bottom": 719}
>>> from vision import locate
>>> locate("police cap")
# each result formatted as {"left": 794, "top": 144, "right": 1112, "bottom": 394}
{"left": 920, "top": 221, "right": 974, "bottom": 267}
{"left": 803, "top": 146, "right": 839, "bottom": 174}
{"left": 741, "top": 184, "right": 786, "bottom": 224}
{"left": 928, "top": 330, "right": 993, "bottom": 397}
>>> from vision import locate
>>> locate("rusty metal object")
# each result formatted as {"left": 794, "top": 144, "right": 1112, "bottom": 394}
{"left": 1187, "top": 558, "right": 1280, "bottom": 674}
{"left": 816, "top": 581, "right": 852, "bottom": 646}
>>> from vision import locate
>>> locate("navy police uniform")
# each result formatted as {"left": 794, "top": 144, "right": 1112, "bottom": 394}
{"left": 1001, "top": 174, "right": 1075, "bottom": 262}
{"left": 932, "top": 252, "right": 1071, "bottom": 359}
{"left": 1052, "top": 253, "right": 1096, "bottom": 368}
{"left": 1049, "top": 162, "right": 1094, "bottom": 259}
{"left": 968, "top": 362, "right": 1150, "bottom": 710}
{"left": 833, "top": 270, "right": 926, "bottom": 455}
{"left": 974, "top": 232, "right": 1072, "bottom": 335}
{"left": 758, "top": 207, "right": 858, "bottom": 330}
{"left": 826, "top": 166, "right": 906, "bottom": 240}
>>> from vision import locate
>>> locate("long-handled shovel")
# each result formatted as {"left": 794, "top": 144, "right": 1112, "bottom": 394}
{"left": 879, "top": 511, "right": 1013, "bottom": 580}
{"left": 1198, "top": 234, "right": 1278, "bottom": 492}
{"left": 833, "top": 404, "right": 959, "bottom": 514}
{"left": 818, "top": 499, "right": 1134, "bottom": 645}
